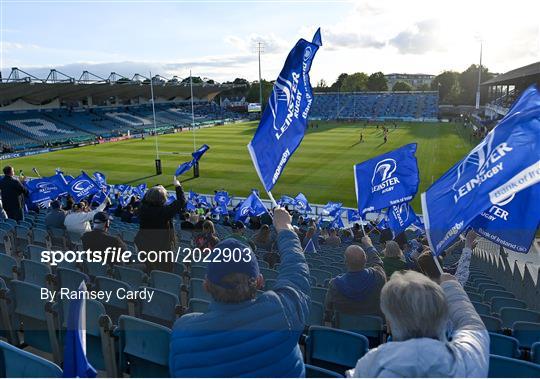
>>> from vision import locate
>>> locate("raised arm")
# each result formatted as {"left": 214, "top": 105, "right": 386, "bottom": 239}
{"left": 271, "top": 208, "right": 311, "bottom": 329}
{"left": 454, "top": 231, "right": 477, "bottom": 286}
{"left": 441, "top": 274, "right": 489, "bottom": 377}
{"left": 162, "top": 179, "right": 186, "bottom": 219}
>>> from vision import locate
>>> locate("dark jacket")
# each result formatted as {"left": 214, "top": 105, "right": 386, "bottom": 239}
{"left": 0, "top": 176, "right": 28, "bottom": 221}
{"left": 169, "top": 230, "right": 310, "bottom": 377}
{"left": 325, "top": 245, "right": 386, "bottom": 317}
{"left": 382, "top": 256, "right": 408, "bottom": 278}
{"left": 135, "top": 186, "right": 185, "bottom": 271}
{"left": 45, "top": 209, "right": 67, "bottom": 229}
{"left": 81, "top": 229, "right": 128, "bottom": 264}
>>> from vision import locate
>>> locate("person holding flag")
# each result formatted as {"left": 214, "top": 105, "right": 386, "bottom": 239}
{"left": 248, "top": 28, "right": 322, "bottom": 205}
{"left": 0, "top": 165, "right": 29, "bottom": 221}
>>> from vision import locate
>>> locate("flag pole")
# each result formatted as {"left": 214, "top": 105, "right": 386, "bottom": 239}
{"left": 190, "top": 70, "right": 196, "bottom": 151}
{"left": 267, "top": 191, "right": 278, "bottom": 209}
{"left": 150, "top": 71, "right": 159, "bottom": 160}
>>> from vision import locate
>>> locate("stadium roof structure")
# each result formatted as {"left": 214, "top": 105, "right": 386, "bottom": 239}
{"left": 482, "top": 61, "right": 540, "bottom": 87}
{"left": 0, "top": 67, "right": 234, "bottom": 106}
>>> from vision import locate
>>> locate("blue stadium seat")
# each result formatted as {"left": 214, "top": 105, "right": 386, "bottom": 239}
{"left": 512, "top": 321, "right": 540, "bottom": 349}
{"left": 9, "top": 280, "right": 61, "bottom": 363}
{"left": 188, "top": 298, "right": 210, "bottom": 313}
{"left": 31, "top": 228, "right": 51, "bottom": 249}
{"left": 480, "top": 315, "right": 503, "bottom": 334}
{"left": 0, "top": 254, "right": 17, "bottom": 284}
{"left": 114, "top": 265, "right": 148, "bottom": 288}
{"left": 484, "top": 290, "right": 515, "bottom": 302}
{"left": 305, "top": 326, "right": 369, "bottom": 375}
{"left": 150, "top": 270, "right": 183, "bottom": 298}
{"left": 188, "top": 278, "right": 211, "bottom": 301}
{"left": 471, "top": 301, "right": 491, "bottom": 316}
{"left": 310, "top": 269, "right": 333, "bottom": 287}
{"left": 305, "top": 364, "right": 344, "bottom": 378}
{"left": 20, "top": 259, "right": 51, "bottom": 286}
{"left": 532, "top": 342, "right": 540, "bottom": 364}
{"left": 478, "top": 283, "right": 506, "bottom": 293}
{"left": 308, "top": 301, "right": 325, "bottom": 326}
{"left": 500, "top": 307, "right": 540, "bottom": 329}
{"left": 136, "top": 287, "right": 180, "bottom": 327}
{"left": 333, "top": 313, "right": 384, "bottom": 347}
{"left": 190, "top": 265, "right": 207, "bottom": 280}
{"left": 489, "top": 333, "right": 521, "bottom": 358}
{"left": 467, "top": 292, "right": 484, "bottom": 303}
{"left": 94, "top": 276, "right": 132, "bottom": 323}
{"left": 488, "top": 354, "right": 540, "bottom": 378}
{"left": 311, "top": 287, "right": 328, "bottom": 304}
{"left": 490, "top": 297, "right": 527, "bottom": 315}
{"left": 55, "top": 267, "right": 89, "bottom": 291}
{"left": 117, "top": 315, "right": 171, "bottom": 378}
{"left": 84, "top": 261, "right": 110, "bottom": 279}
{"left": 0, "top": 340, "right": 63, "bottom": 377}
{"left": 26, "top": 244, "right": 45, "bottom": 261}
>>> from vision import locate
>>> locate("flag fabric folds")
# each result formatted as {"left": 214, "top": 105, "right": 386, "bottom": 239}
{"left": 278, "top": 195, "right": 296, "bottom": 206}
{"left": 234, "top": 191, "right": 268, "bottom": 222}
{"left": 67, "top": 172, "right": 100, "bottom": 203}
{"left": 387, "top": 202, "right": 417, "bottom": 238}
{"left": 92, "top": 172, "right": 107, "bottom": 188}
{"left": 346, "top": 209, "right": 362, "bottom": 224}
{"left": 322, "top": 202, "right": 342, "bottom": 217}
{"left": 25, "top": 174, "right": 67, "bottom": 204}
{"left": 192, "top": 144, "right": 210, "bottom": 161}
{"left": 294, "top": 193, "right": 312, "bottom": 213}
{"left": 214, "top": 191, "right": 231, "bottom": 208}
{"left": 354, "top": 143, "right": 420, "bottom": 215}
{"left": 247, "top": 28, "right": 322, "bottom": 192}
{"left": 422, "top": 85, "right": 540, "bottom": 255}
{"left": 62, "top": 281, "right": 97, "bottom": 378}
{"left": 469, "top": 184, "right": 540, "bottom": 253}
{"left": 175, "top": 160, "right": 195, "bottom": 176}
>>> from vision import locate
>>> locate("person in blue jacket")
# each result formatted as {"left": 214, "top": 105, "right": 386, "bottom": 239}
{"left": 169, "top": 207, "right": 311, "bottom": 377}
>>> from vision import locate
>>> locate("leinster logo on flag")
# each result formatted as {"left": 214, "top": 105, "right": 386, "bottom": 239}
{"left": 372, "top": 158, "right": 399, "bottom": 194}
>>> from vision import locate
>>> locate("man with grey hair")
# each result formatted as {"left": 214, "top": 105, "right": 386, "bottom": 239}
{"left": 349, "top": 271, "right": 489, "bottom": 377}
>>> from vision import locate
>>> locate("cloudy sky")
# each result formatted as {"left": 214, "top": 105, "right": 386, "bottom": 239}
{"left": 1, "top": 0, "right": 539, "bottom": 84}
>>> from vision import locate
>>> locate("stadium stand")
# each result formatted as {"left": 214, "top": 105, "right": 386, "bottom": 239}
{"left": 0, "top": 101, "right": 244, "bottom": 152}
{"left": 0, "top": 187, "right": 539, "bottom": 377}
{"left": 310, "top": 92, "right": 439, "bottom": 121}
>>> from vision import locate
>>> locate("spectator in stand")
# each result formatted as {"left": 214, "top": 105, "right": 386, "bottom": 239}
{"left": 64, "top": 199, "right": 108, "bottom": 236}
{"left": 180, "top": 212, "right": 195, "bottom": 230}
{"left": 120, "top": 205, "right": 134, "bottom": 223}
{"left": 0, "top": 166, "right": 28, "bottom": 221}
{"left": 417, "top": 249, "right": 445, "bottom": 281}
{"left": 45, "top": 200, "right": 66, "bottom": 229}
{"left": 302, "top": 225, "right": 320, "bottom": 251}
{"left": 193, "top": 220, "right": 220, "bottom": 250}
{"left": 227, "top": 221, "right": 256, "bottom": 251}
{"left": 81, "top": 212, "right": 127, "bottom": 258}
{"left": 169, "top": 208, "right": 310, "bottom": 377}
{"left": 348, "top": 271, "right": 489, "bottom": 377}
{"left": 351, "top": 223, "right": 363, "bottom": 241}
{"left": 325, "top": 236, "right": 386, "bottom": 317}
{"left": 381, "top": 241, "right": 407, "bottom": 278}
{"left": 135, "top": 178, "right": 186, "bottom": 272}
{"left": 253, "top": 224, "right": 273, "bottom": 251}
{"left": 325, "top": 228, "right": 341, "bottom": 246}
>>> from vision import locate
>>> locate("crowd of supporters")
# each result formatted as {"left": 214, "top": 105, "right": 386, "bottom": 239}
{"left": 0, "top": 164, "right": 491, "bottom": 377}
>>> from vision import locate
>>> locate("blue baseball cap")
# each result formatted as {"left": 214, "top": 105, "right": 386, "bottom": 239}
{"left": 206, "top": 238, "right": 259, "bottom": 289}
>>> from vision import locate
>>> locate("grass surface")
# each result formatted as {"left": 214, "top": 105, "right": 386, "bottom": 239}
{"left": 4, "top": 121, "right": 476, "bottom": 210}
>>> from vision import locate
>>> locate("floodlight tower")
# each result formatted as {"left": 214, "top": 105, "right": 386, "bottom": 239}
{"left": 475, "top": 40, "right": 483, "bottom": 110}
{"left": 255, "top": 41, "right": 265, "bottom": 112}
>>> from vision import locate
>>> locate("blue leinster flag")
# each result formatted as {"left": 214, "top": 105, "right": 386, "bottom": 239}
{"left": 67, "top": 172, "right": 100, "bottom": 203}
{"left": 354, "top": 143, "right": 420, "bottom": 215}
{"left": 422, "top": 85, "right": 540, "bottom": 255}
{"left": 387, "top": 203, "right": 417, "bottom": 238}
{"left": 469, "top": 184, "right": 540, "bottom": 253}
{"left": 247, "top": 28, "right": 322, "bottom": 192}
